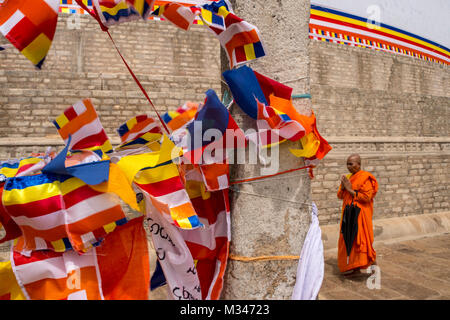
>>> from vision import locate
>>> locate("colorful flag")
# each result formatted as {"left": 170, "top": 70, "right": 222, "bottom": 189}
{"left": 183, "top": 89, "right": 245, "bottom": 165}
{"left": 93, "top": 0, "right": 140, "bottom": 27}
{"left": 190, "top": 6, "right": 225, "bottom": 31}
{"left": 115, "top": 134, "right": 201, "bottom": 230}
{"left": 134, "top": 159, "right": 201, "bottom": 229}
{"left": 0, "top": 0, "right": 60, "bottom": 68}
{"left": 151, "top": 2, "right": 196, "bottom": 31}
{"left": 8, "top": 216, "right": 149, "bottom": 300}
{"left": 256, "top": 99, "right": 306, "bottom": 143}
{"left": 0, "top": 184, "right": 22, "bottom": 244}
{"left": 201, "top": 2, "right": 264, "bottom": 68}
{"left": 163, "top": 102, "right": 198, "bottom": 132}
{"left": 179, "top": 164, "right": 230, "bottom": 300}
{"left": 0, "top": 157, "right": 44, "bottom": 179}
{"left": 116, "top": 114, "right": 162, "bottom": 150}
{"left": 11, "top": 248, "right": 104, "bottom": 300}
{"left": 125, "top": 0, "right": 154, "bottom": 19}
{"left": 53, "top": 99, "right": 113, "bottom": 157}
{"left": 2, "top": 167, "right": 130, "bottom": 254}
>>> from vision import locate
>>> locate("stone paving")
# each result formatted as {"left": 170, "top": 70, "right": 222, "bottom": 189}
{"left": 318, "top": 233, "right": 450, "bottom": 300}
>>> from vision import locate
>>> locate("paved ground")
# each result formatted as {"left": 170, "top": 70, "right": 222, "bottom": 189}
{"left": 318, "top": 233, "right": 450, "bottom": 300}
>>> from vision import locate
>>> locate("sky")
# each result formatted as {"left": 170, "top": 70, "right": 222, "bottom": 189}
{"left": 312, "top": 0, "right": 450, "bottom": 49}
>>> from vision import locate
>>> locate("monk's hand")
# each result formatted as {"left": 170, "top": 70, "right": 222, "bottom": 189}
{"left": 341, "top": 176, "right": 352, "bottom": 191}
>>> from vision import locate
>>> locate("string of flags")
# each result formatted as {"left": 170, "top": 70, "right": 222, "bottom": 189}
{"left": 0, "top": 0, "right": 331, "bottom": 300}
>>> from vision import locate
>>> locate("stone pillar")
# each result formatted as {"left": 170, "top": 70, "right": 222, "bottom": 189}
{"left": 222, "top": 0, "right": 313, "bottom": 299}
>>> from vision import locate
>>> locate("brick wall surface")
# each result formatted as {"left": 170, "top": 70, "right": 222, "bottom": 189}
{"left": 0, "top": 14, "right": 221, "bottom": 140}
{"left": 309, "top": 41, "right": 450, "bottom": 225}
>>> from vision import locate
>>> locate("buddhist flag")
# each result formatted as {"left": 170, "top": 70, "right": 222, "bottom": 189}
{"left": 0, "top": 0, "right": 60, "bottom": 68}
{"left": 53, "top": 99, "right": 113, "bottom": 157}
{"left": 144, "top": 198, "right": 202, "bottom": 300}
{"left": 11, "top": 248, "right": 104, "bottom": 300}
{"left": 116, "top": 114, "right": 162, "bottom": 150}
{"left": 201, "top": 1, "right": 264, "bottom": 68}
{"left": 125, "top": 0, "right": 154, "bottom": 19}
{"left": 184, "top": 89, "right": 245, "bottom": 165}
{"left": 162, "top": 102, "right": 198, "bottom": 132}
{"left": 2, "top": 167, "right": 130, "bottom": 254}
{"left": 0, "top": 157, "right": 44, "bottom": 179}
{"left": 179, "top": 165, "right": 231, "bottom": 300}
{"left": 151, "top": 2, "right": 196, "bottom": 31}
{"left": 93, "top": 0, "right": 140, "bottom": 27}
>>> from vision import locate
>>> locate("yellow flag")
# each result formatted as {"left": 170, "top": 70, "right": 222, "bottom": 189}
{"left": 289, "top": 132, "right": 320, "bottom": 158}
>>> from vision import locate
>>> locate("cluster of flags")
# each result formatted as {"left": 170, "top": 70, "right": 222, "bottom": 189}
{"left": 0, "top": 0, "right": 265, "bottom": 69}
{"left": 0, "top": 0, "right": 332, "bottom": 300}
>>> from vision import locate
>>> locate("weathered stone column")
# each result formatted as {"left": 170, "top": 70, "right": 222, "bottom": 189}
{"left": 223, "top": 0, "right": 313, "bottom": 299}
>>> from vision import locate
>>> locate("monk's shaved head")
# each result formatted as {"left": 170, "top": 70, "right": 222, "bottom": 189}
{"left": 347, "top": 153, "right": 361, "bottom": 165}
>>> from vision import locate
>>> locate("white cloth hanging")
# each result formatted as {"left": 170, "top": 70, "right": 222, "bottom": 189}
{"left": 291, "top": 202, "right": 324, "bottom": 300}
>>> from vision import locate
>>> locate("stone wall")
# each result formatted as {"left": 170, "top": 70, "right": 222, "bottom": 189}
{"left": 309, "top": 41, "right": 450, "bottom": 225}
{"left": 0, "top": 13, "right": 221, "bottom": 141}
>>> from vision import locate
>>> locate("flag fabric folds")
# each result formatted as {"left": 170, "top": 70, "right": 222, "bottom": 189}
{"left": 163, "top": 102, "right": 198, "bottom": 132}
{"left": 144, "top": 198, "right": 202, "bottom": 300}
{"left": 223, "top": 65, "right": 268, "bottom": 119}
{"left": 116, "top": 114, "right": 162, "bottom": 150}
{"left": 179, "top": 165, "right": 230, "bottom": 300}
{"left": 198, "top": 1, "right": 265, "bottom": 68}
{"left": 0, "top": 261, "right": 26, "bottom": 300}
{"left": 11, "top": 247, "right": 104, "bottom": 300}
{"left": 0, "top": 0, "right": 60, "bottom": 68}
{"left": 125, "top": 0, "right": 154, "bottom": 19}
{"left": 151, "top": 2, "right": 196, "bottom": 31}
{"left": 53, "top": 99, "right": 113, "bottom": 157}
{"left": 183, "top": 89, "right": 245, "bottom": 165}
{"left": 2, "top": 167, "right": 131, "bottom": 254}
{"left": 93, "top": 0, "right": 140, "bottom": 27}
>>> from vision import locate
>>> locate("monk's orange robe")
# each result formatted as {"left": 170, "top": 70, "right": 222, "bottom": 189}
{"left": 337, "top": 170, "right": 378, "bottom": 273}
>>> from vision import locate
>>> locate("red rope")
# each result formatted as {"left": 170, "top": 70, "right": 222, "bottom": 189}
{"left": 230, "top": 165, "right": 314, "bottom": 185}
{"left": 74, "top": 0, "right": 171, "bottom": 135}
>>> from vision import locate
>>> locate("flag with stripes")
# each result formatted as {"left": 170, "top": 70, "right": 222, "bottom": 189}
{"left": 178, "top": 164, "right": 230, "bottom": 300}
{"left": 183, "top": 89, "right": 245, "bottom": 165}
{"left": 11, "top": 248, "right": 104, "bottom": 300}
{"left": 256, "top": 99, "right": 306, "bottom": 143}
{"left": 116, "top": 114, "right": 163, "bottom": 150}
{"left": 134, "top": 159, "right": 201, "bottom": 229}
{"left": 115, "top": 134, "right": 201, "bottom": 230}
{"left": 190, "top": 6, "right": 225, "bottom": 31}
{"left": 93, "top": 0, "right": 140, "bottom": 26}
{"left": 6, "top": 216, "right": 149, "bottom": 300}
{"left": 0, "top": 157, "right": 44, "bottom": 179}
{"left": 0, "top": 184, "right": 22, "bottom": 245}
{"left": 0, "top": 0, "right": 60, "bottom": 68}
{"left": 151, "top": 2, "right": 196, "bottom": 31}
{"left": 2, "top": 169, "right": 130, "bottom": 254}
{"left": 53, "top": 99, "right": 113, "bottom": 157}
{"left": 125, "top": 0, "right": 154, "bottom": 19}
{"left": 200, "top": 1, "right": 265, "bottom": 68}
{"left": 162, "top": 102, "right": 198, "bottom": 132}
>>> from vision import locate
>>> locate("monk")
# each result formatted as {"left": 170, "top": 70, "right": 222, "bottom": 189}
{"left": 337, "top": 154, "right": 378, "bottom": 274}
